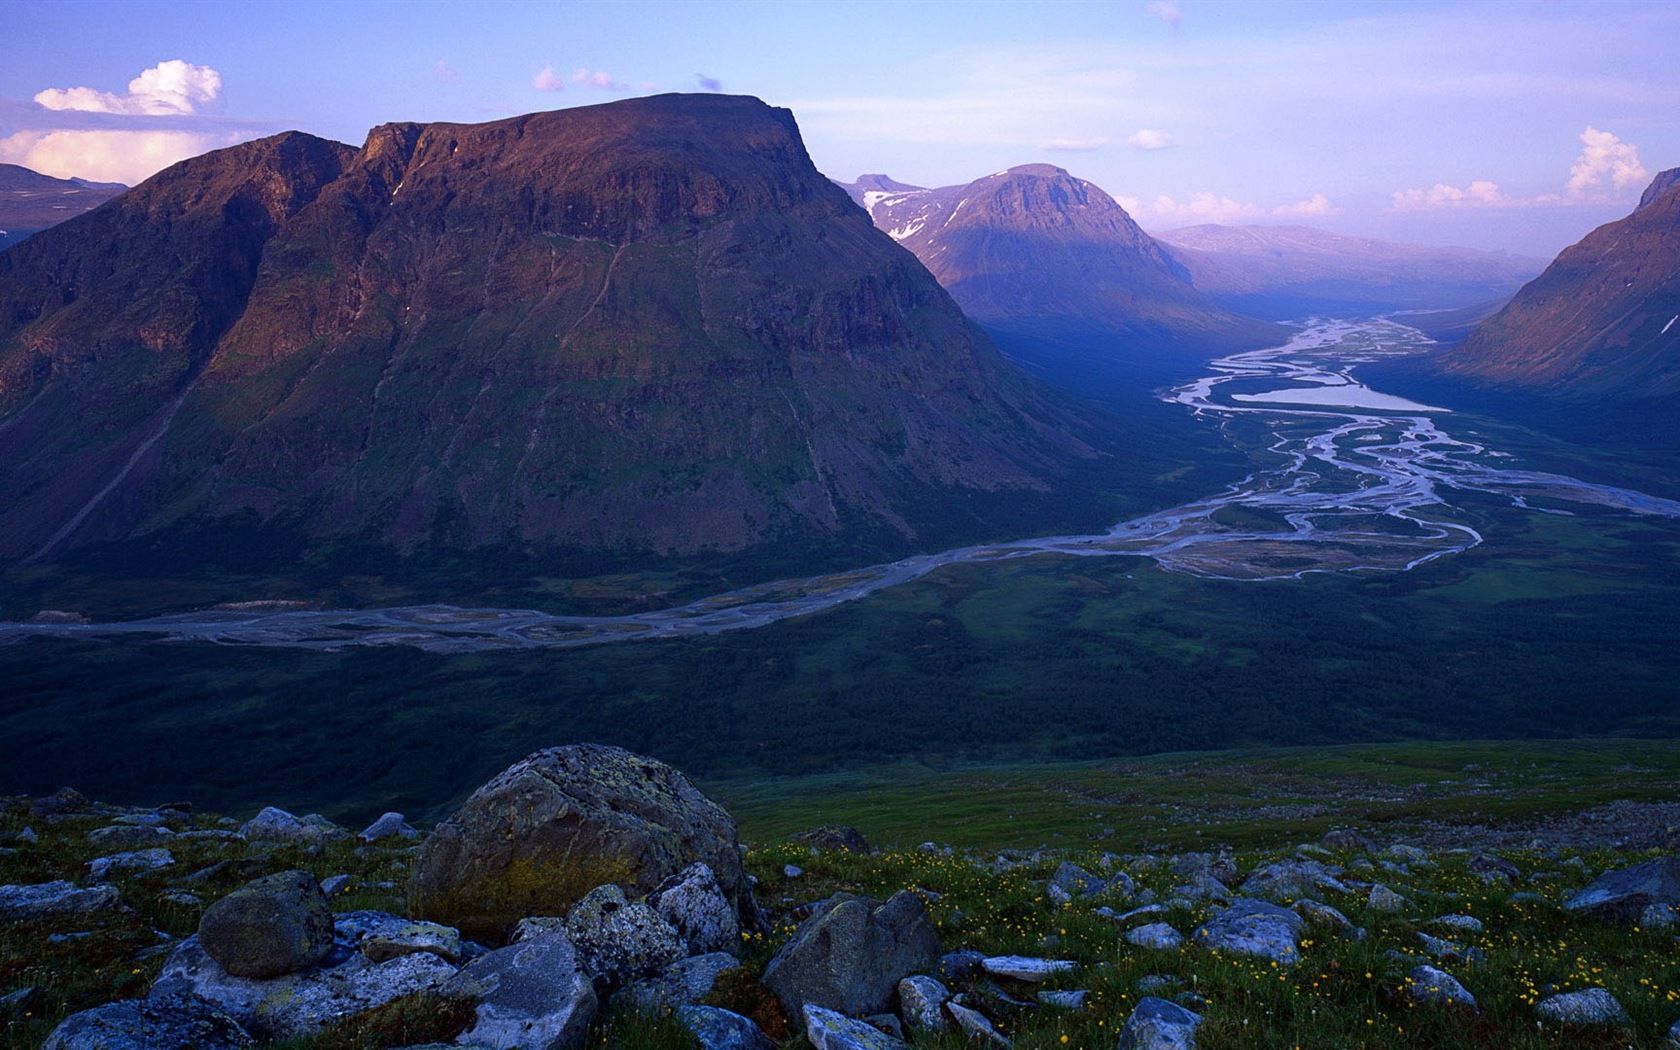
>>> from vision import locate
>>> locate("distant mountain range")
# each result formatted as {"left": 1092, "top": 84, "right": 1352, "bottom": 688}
{"left": 1443, "top": 168, "right": 1680, "bottom": 404}
{"left": 1155, "top": 224, "right": 1545, "bottom": 320}
{"left": 840, "top": 166, "right": 1282, "bottom": 357}
{"left": 0, "top": 164, "right": 126, "bottom": 249}
{"left": 0, "top": 95, "right": 1107, "bottom": 583}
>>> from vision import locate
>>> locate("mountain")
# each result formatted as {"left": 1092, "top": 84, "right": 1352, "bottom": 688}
{"left": 841, "top": 166, "right": 1281, "bottom": 356}
{"left": 1441, "top": 168, "right": 1680, "bottom": 403}
{"left": 0, "top": 95, "right": 1104, "bottom": 590}
{"left": 1155, "top": 224, "right": 1545, "bottom": 320}
{"left": 0, "top": 164, "right": 127, "bottom": 249}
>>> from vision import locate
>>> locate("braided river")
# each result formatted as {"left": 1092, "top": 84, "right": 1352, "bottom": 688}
{"left": 6, "top": 319, "right": 1678, "bottom": 653}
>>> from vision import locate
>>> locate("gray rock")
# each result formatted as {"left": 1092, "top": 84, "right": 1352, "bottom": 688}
{"left": 1367, "top": 883, "right": 1407, "bottom": 912}
{"left": 784, "top": 864, "right": 805, "bottom": 878}
{"left": 320, "top": 874, "right": 351, "bottom": 897}
{"left": 512, "top": 916, "right": 567, "bottom": 942}
{"left": 88, "top": 825, "right": 174, "bottom": 848}
{"left": 1402, "top": 965, "right": 1476, "bottom": 1009}
{"left": 1125, "top": 923, "right": 1185, "bottom": 950}
{"left": 1534, "top": 987, "right": 1631, "bottom": 1026}
{"left": 1388, "top": 844, "right": 1428, "bottom": 863}
{"left": 803, "top": 1004, "right": 910, "bottom": 1050}
{"left": 1115, "top": 995, "right": 1202, "bottom": 1050}
{"left": 1644, "top": 903, "right": 1678, "bottom": 929}
{"left": 443, "top": 930, "right": 598, "bottom": 1050}
{"left": 0, "top": 880, "right": 122, "bottom": 920}
{"left": 151, "top": 935, "right": 460, "bottom": 1040}
{"left": 677, "top": 1005, "right": 774, "bottom": 1050}
{"left": 1431, "top": 913, "right": 1484, "bottom": 933}
{"left": 1319, "top": 828, "right": 1373, "bottom": 851}
{"left": 1135, "top": 975, "right": 1182, "bottom": 996}
{"left": 946, "top": 1000, "right": 1010, "bottom": 1046}
{"left": 409, "top": 744, "right": 748, "bottom": 945}
{"left": 1417, "top": 932, "right": 1483, "bottom": 966}
{"left": 649, "top": 861, "right": 738, "bottom": 954}
{"left": 1170, "top": 852, "right": 1237, "bottom": 885}
{"left": 1049, "top": 861, "right": 1105, "bottom": 899}
{"left": 1038, "top": 989, "right": 1087, "bottom": 1009}
{"left": 763, "top": 891, "right": 939, "bottom": 1019}
{"left": 1171, "top": 874, "right": 1233, "bottom": 903}
{"left": 362, "top": 920, "right": 463, "bottom": 964}
{"left": 0, "top": 986, "right": 36, "bottom": 1013}
{"left": 359, "top": 811, "right": 418, "bottom": 842}
{"left": 1110, "top": 903, "right": 1171, "bottom": 924}
{"left": 160, "top": 890, "right": 203, "bottom": 907}
{"left": 939, "top": 949, "right": 986, "bottom": 986}
{"left": 1240, "top": 859, "right": 1351, "bottom": 900}
{"left": 15, "top": 826, "right": 38, "bottom": 844}
{"left": 30, "top": 787, "right": 94, "bottom": 818}
{"left": 1470, "top": 853, "right": 1520, "bottom": 882}
{"left": 1292, "top": 898, "right": 1358, "bottom": 936}
{"left": 41, "top": 993, "right": 252, "bottom": 1050}
{"left": 866, "top": 1013, "right": 905, "bottom": 1040}
{"left": 980, "top": 955, "right": 1076, "bottom": 981}
{"left": 1565, "top": 856, "right": 1680, "bottom": 924}
{"left": 790, "top": 826, "right": 872, "bottom": 854}
{"left": 238, "top": 807, "right": 325, "bottom": 842}
{"left": 898, "top": 974, "right": 950, "bottom": 1033}
{"left": 621, "top": 951, "right": 742, "bottom": 1009}
{"left": 1507, "top": 891, "right": 1547, "bottom": 906}
{"left": 1667, "top": 1018, "right": 1680, "bottom": 1050}
{"left": 565, "top": 883, "right": 686, "bottom": 984}
{"left": 198, "top": 870, "right": 334, "bottom": 979}
{"left": 87, "top": 847, "right": 174, "bottom": 880}
{"left": 1192, "top": 898, "right": 1304, "bottom": 965}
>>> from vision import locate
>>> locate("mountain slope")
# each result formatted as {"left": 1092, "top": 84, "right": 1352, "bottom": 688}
{"left": 842, "top": 166, "right": 1281, "bottom": 356}
{"left": 0, "top": 95, "right": 1101, "bottom": 586}
{"left": 0, "top": 164, "right": 127, "bottom": 249}
{"left": 1442, "top": 168, "right": 1680, "bottom": 402}
{"left": 1156, "top": 224, "right": 1544, "bottom": 319}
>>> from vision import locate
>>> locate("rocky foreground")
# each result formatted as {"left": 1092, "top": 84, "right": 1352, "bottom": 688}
{"left": 5, "top": 745, "right": 1680, "bottom": 1049}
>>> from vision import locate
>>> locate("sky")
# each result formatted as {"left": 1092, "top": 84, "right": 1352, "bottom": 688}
{"left": 3, "top": 0, "right": 1676, "bottom": 258}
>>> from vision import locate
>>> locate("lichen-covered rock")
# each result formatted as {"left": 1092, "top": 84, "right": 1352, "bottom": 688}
{"left": 0, "top": 880, "right": 122, "bottom": 920}
{"left": 239, "top": 807, "right": 327, "bottom": 842}
{"left": 198, "top": 870, "right": 335, "bottom": 978}
{"left": 621, "top": 951, "right": 742, "bottom": 1009}
{"left": 1402, "top": 965, "right": 1476, "bottom": 1009}
{"left": 358, "top": 811, "right": 419, "bottom": 842}
{"left": 408, "top": 744, "right": 747, "bottom": 945}
{"left": 1292, "top": 898, "right": 1359, "bottom": 937}
{"left": 41, "top": 993, "right": 252, "bottom": 1050}
{"left": 1115, "top": 996, "right": 1201, "bottom": 1050}
{"left": 565, "top": 883, "right": 686, "bottom": 984}
{"left": 677, "top": 1005, "right": 775, "bottom": 1050}
{"left": 790, "top": 826, "right": 873, "bottom": 854}
{"left": 1367, "top": 883, "right": 1407, "bottom": 912}
{"left": 899, "top": 975, "right": 950, "bottom": 1033}
{"left": 87, "top": 847, "right": 174, "bottom": 880}
{"left": 1240, "top": 859, "right": 1351, "bottom": 901}
{"left": 361, "top": 920, "right": 463, "bottom": 964}
{"left": 442, "top": 929, "right": 597, "bottom": 1050}
{"left": 764, "top": 891, "right": 940, "bottom": 1019}
{"left": 803, "top": 1004, "right": 910, "bottom": 1050}
{"left": 87, "top": 825, "right": 174, "bottom": 848}
{"left": 1192, "top": 898, "right": 1304, "bottom": 965}
{"left": 648, "top": 862, "right": 738, "bottom": 954}
{"left": 1125, "top": 923, "right": 1185, "bottom": 950}
{"left": 1564, "top": 856, "right": 1680, "bottom": 924}
{"left": 1534, "top": 987, "right": 1632, "bottom": 1027}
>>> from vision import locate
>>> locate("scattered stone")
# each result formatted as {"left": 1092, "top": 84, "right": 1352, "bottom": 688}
{"left": 784, "top": 864, "right": 805, "bottom": 878}
{"left": 981, "top": 955, "right": 1076, "bottom": 982}
{"left": 1170, "top": 852, "right": 1237, "bottom": 885}
{"left": 1240, "top": 859, "right": 1351, "bottom": 900}
{"left": 865, "top": 1013, "right": 905, "bottom": 1040}
{"left": 649, "top": 862, "right": 738, "bottom": 954}
{"left": 512, "top": 916, "right": 567, "bottom": 942}
{"left": 1110, "top": 903, "right": 1171, "bottom": 924}
{"left": 1171, "top": 874, "right": 1233, "bottom": 903}
{"left": 1049, "top": 861, "right": 1105, "bottom": 900}
{"left": 790, "top": 826, "right": 872, "bottom": 854}
{"left": 564, "top": 883, "right": 686, "bottom": 984}
{"left": 87, "top": 848, "right": 174, "bottom": 879}
{"left": 239, "top": 807, "right": 327, "bottom": 843}
{"left": 1367, "top": 883, "right": 1407, "bottom": 912}
{"left": 1125, "top": 923, "right": 1185, "bottom": 950}
{"left": 1115, "top": 995, "right": 1202, "bottom": 1050}
{"left": 1666, "top": 1018, "right": 1680, "bottom": 1050}
{"left": 763, "top": 890, "right": 940, "bottom": 1018}
{"left": 197, "top": 870, "right": 334, "bottom": 979}
{"left": 1417, "top": 931, "right": 1484, "bottom": 966}
{"left": 1644, "top": 903, "right": 1678, "bottom": 929}
{"left": 1388, "top": 845, "right": 1429, "bottom": 864}
{"left": 1431, "top": 913, "right": 1484, "bottom": 933}
{"left": 358, "top": 811, "right": 418, "bottom": 842}
{"left": 1564, "top": 856, "right": 1680, "bottom": 924}
{"left": 15, "top": 826, "right": 37, "bottom": 844}
{"left": 939, "top": 949, "right": 987, "bottom": 987}
{"left": 898, "top": 974, "right": 951, "bottom": 1033}
{"left": 1292, "top": 898, "right": 1359, "bottom": 937}
{"left": 87, "top": 825, "right": 174, "bottom": 848}
{"left": 622, "top": 951, "right": 741, "bottom": 1009}
{"left": 41, "top": 993, "right": 253, "bottom": 1050}
{"left": 1470, "top": 853, "right": 1520, "bottom": 881}
{"left": 1192, "top": 898, "right": 1304, "bottom": 965}
{"left": 443, "top": 930, "right": 598, "bottom": 1050}
{"left": 1135, "top": 975, "right": 1182, "bottom": 996}
{"left": 677, "top": 1005, "right": 774, "bottom": 1050}
{"left": 803, "top": 1004, "right": 909, "bottom": 1050}
{"left": 0, "top": 880, "right": 122, "bottom": 921}
{"left": 1534, "top": 987, "right": 1632, "bottom": 1027}
{"left": 361, "top": 920, "right": 463, "bottom": 964}
{"left": 946, "top": 1000, "right": 1010, "bottom": 1046}
{"left": 1320, "top": 829, "right": 1373, "bottom": 851}
{"left": 30, "top": 788, "right": 94, "bottom": 818}
{"left": 1507, "top": 891, "right": 1547, "bottom": 906}
{"left": 1038, "top": 989, "right": 1088, "bottom": 1009}
{"left": 175, "top": 830, "right": 244, "bottom": 843}
{"left": 409, "top": 744, "right": 748, "bottom": 945}
{"left": 320, "top": 874, "right": 351, "bottom": 897}
{"left": 1402, "top": 965, "right": 1476, "bottom": 1009}
{"left": 160, "top": 890, "right": 203, "bottom": 907}
{"left": 0, "top": 986, "right": 36, "bottom": 1013}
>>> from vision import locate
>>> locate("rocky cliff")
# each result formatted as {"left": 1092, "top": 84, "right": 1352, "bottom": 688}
{"left": 0, "top": 96, "right": 1098, "bottom": 578}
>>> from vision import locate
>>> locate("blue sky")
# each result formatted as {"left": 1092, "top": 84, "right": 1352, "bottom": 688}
{"left": 4, "top": 0, "right": 1676, "bottom": 256}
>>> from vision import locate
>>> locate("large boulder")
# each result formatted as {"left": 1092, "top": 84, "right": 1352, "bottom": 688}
{"left": 564, "top": 883, "right": 687, "bottom": 984}
{"left": 649, "top": 862, "right": 739, "bottom": 954}
{"left": 42, "top": 994, "right": 253, "bottom": 1050}
{"left": 1191, "top": 898, "right": 1304, "bottom": 965}
{"left": 1564, "top": 856, "right": 1680, "bottom": 924}
{"left": 409, "top": 744, "right": 747, "bottom": 944}
{"left": 197, "top": 870, "right": 335, "bottom": 979}
{"left": 763, "top": 891, "right": 940, "bottom": 1019}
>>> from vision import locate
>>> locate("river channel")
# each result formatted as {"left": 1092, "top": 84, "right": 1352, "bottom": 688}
{"left": 6, "top": 319, "right": 1678, "bottom": 652}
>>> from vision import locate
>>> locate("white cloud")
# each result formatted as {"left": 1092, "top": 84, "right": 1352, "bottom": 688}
{"left": 571, "top": 68, "right": 628, "bottom": 90}
{"left": 1124, "top": 192, "right": 1265, "bottom": 224}
{"left": 34, "top": 60, "right": 222, "bottom": 116}
{"left": 1124, "top": 129, "right": 1175, "bottom": 150}
{"left": 1390, "top": 180, "right": 1505, "bottom": 210}
{"left": 0, "top": 128, "right": 248, "bottom": 185}
{"left": 1147, "top": 1, "right": 1181, "bottom": 28}
{"left": 1042, "top": 136, "right": 1110, "bottom": 151}
{"left": 533, "top": 65, "right": 564, "bottom": 92}
{"left": 432, "top": 59, "right": 461, "bottom": 84}
{"left": 1567, "top": 126, "right": 1647, "bottom": 195}
{"left": 1274, "top": 193, "right": 1337, "bottom": 218}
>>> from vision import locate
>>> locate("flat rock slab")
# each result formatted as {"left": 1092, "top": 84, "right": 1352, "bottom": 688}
{"left": 1534, "top": 987, "right": 1631, "bottom": 1027}
{"left": 1124, "top": 923, "right": 1185, "bottom": 950}
{"left": 0, "top": 881, "right": 122, "bottom": 921}
{"left": 980, "top": 955, "right": 1076, "bottom": 981}
{"left": 1565, "top": 856, "right": 1680, "bottom": 924}
{"left": 678, "top": 1005, "right": 774, "bottom": 1050}
{"left": 803, "top": 1004, "right": 910, "bottom": 1050}
{"left": 1402, "top": 965, "right": 1477, "bottom": 1009}
{"left": 442, "top": 930, "right": 598, "bottom": 1050}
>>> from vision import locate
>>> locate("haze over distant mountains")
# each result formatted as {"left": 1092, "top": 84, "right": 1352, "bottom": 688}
{"left": 1444, "top": 167, "right": 1680, "bottom": 404}
{"left": 841, "top": 166, "right": 1282, "bottom": 357}
{"left": 0, "top": 95, "right": 1103, "bottom": 579}
{"left": 0, "top": 164, "right": 126, "bottom": 250}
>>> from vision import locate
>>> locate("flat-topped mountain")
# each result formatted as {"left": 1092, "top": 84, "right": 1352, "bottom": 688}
{"left": 0, "top": 95, "right": 1101, "bottom": 585}
{"left": 841, "top": 166, "right": 1281, "bottom": 356}
{"left": 1442, "top": 168, "right": 1680, "bottom": 403}
{"left": 0, "top": 163, "right": 126, "bottom": 249}
{"left": 1156, "top": 224, "right": 1544, "bottom": 319}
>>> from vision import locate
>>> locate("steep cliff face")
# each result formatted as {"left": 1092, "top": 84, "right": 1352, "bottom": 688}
{"left": 1442, "top": 168, "right": 1680, "bottom": 402}
{"left": 844, "top": 165, "right": 1281, "bottom": 354}
{"left": 0, "top": 95, "right": 1095, "bottom": 573}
